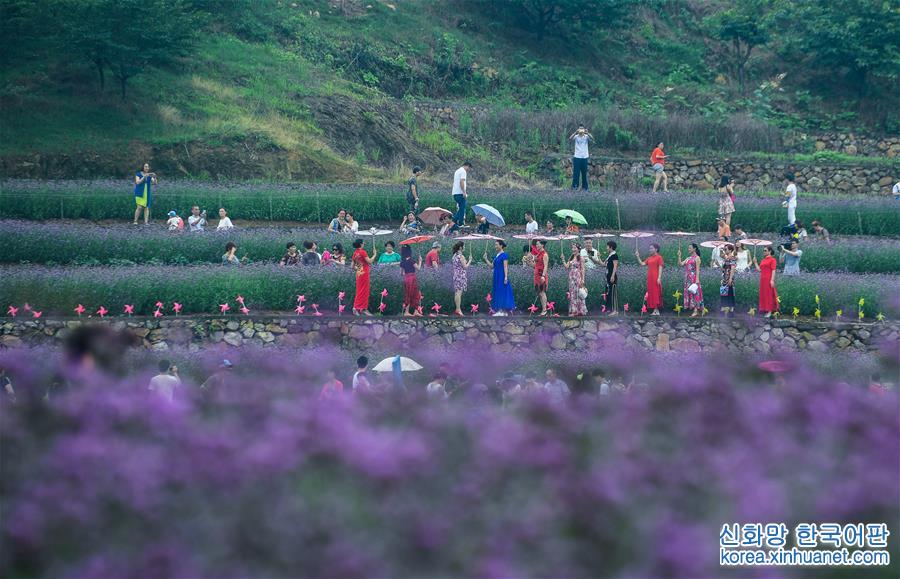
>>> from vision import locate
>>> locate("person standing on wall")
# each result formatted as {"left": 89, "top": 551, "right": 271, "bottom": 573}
{"left": 451, "top": 161, "right": 472, "bottom": 233}
{"left": 133, "top": 163, "right": 157, "bottom": 225}
{"left": 406, "top": 166, "right": 422, "bottom": 213}
{"left": 569, "top": 124, "right": 593, "bottom": 191}
{"left": 783, "top": 172, "right": 798, "bottom": 227}
{"left": 650, "top": 142, "right": 668, "bottom": 193}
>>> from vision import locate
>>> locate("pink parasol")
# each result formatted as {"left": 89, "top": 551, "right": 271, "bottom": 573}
{"left": 418, "top": 207, "right": 453, "bottom": 226}
{"left": 581, "top": 233, "right": 616, "bottom": 239}
{"left": 699, "top": 240, "right": 729, "bottom": 249}
{"left": 399, "top": 235, "right": 434, "bottom": 245}
{"left": 757, "top": 360, "right": 792, "bottom": 373}
{"left": 620, "top": 230, "right": 654, "bottom": 250}
{"left": 743, "top": 239, "right": 773, "bottom": 246}
{"left": 664, "top": 230, "right": 695, "bottom": 251}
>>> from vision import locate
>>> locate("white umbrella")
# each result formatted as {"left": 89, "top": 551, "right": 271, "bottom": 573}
{"left": 372, "top": 356, "right": 423, "bottom": 372}
{"left": 472, "top": 204, "right": 505, "bottom": 227}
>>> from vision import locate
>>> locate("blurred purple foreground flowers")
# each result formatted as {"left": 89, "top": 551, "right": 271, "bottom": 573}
{"left": 1, "top": 345, "right": 898, "bottom": 579}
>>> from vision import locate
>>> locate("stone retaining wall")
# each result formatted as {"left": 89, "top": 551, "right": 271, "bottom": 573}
{"left": 1, "top": 317, "right": 894, "bottom": 355}
{"left": 546, "top": 155, "right": 896, "bottom": 196}
{"left": 796, "top": 133, "right": 900, "bottom": 159}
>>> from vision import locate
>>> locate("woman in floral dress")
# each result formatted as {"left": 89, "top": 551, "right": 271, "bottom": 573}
{"left": 678, "top": 243, "right": 703, "bottom": 317}
{"left": 719, "top": 244, "right": 737, "bottom": 317}
{"left": 565, "top": 242, "right": 587, "bottom": 316}
{"left": 451, "top": 241, "right": 472, "bottom": 316}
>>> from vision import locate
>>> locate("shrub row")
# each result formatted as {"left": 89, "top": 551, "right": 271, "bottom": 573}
{"left": 1, "top": 264, "right": 895, "bottom": 318}
{"left": 3, "top": 221, "right": 898, "bottom": 275}
{"left": 1, "top": 181, "right": 897, "bottom": 235}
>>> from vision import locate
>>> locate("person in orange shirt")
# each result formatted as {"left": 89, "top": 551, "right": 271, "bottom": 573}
{"left": 650, "top": 142, "right": 668, "bottom": 193}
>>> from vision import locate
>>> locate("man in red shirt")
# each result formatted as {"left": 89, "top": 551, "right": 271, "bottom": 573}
{"left": 425, "top": 241, "right": 441, "bottom": 268}
{"left": 533, "top": 239, "right": 550, "bottom": 315}
{"left": 650, "top": 142, "right": 669, "bottom": 193}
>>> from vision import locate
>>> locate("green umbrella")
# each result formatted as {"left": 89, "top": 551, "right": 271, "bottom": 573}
{"left": 553, "top": 209, "right": 588, "bottom": 226}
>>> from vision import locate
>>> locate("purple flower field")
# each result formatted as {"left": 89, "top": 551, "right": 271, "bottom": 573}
{"left": 1, "top": 344, "right": 897, "bottom": 578}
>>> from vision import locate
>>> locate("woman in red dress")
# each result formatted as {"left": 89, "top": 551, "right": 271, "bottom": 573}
{"left": 351, "top": 239, "right": 377, "bottom": 315}
{"left": 754, "top": 246, "right": 779, "bottom": 318}
{"left": 636, "top": 243, "right": 664, "bottom": 315}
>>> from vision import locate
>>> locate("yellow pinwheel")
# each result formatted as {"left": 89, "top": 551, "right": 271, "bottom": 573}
{"left": 836, "top": 309, "right": 843, "bottom": 319}
{"left": 858, "top": 298, "right": 865, "bottom": 308}
{"left": 792, "top": 307, "right": 800, "bottom": 318}
{"left": 702, "top": 307, "right": 709, "bottom": 316}
{"left": 858, "top": 311, "right": 865, "bottom": 320}
{"left": 674, "top": 304, "right": 683, "bottom": 315}
{"left": 815, "top": 294, "right": 820, "bottom": 305}
{"left": 748, "top": 307, "right": 756, "bottom": 316}
{"left": 876, "top": 313, "right": 885, "bottom": 322}
{"left": 814, "top": 308, "right": 821, "bottom": 320}
{"left": 673, "top": 290, "right": 682, "bottom": 301}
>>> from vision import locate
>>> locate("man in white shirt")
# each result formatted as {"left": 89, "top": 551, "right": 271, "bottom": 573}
{"left": 783, "top": 173, "right": 798, "bottom": 226}
{"left": 893, "top": 181, "right": 899, "bottom": 200}
{"left": 524, "top": 211, "right": 538, "bottom": 234}
{"left": 580, "top": 238, "right": 602, "bottom": 270}
{"left": 426, "top": 373, "right": 449, "bottom": 400}
{"left": 450, "top": 161, "right": 471, "bottom": 233}
{"left": 148, "top": 360, "right": 180, "bottom": 403}
{"left": 543, "top": 369, "right": 570, "bottom": 400}
{"left": 352, "top": 356, "right": 371, "bottom": 393}
{"left": 569, "top": 124, "right": 593, "bottom": 191}
{"left": 188, "top": 206, "right": 207, "bottom": 232}
{"left": 216, "top": 207, "right": 234, "bottom": 230}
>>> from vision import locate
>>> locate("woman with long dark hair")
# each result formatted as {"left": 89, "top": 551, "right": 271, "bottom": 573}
{"left": 400, "top": 244, "right": 422, "bottom": 316}
{"left": 718, "top": 175, "right": 735, "bottom": 227}
{"left": 452, "top": 241, "right": 472, "bottom": 316}
{"left": 754, "top": 246, "right": 779, "bottom": 318}
{"left": 351, "top": 239, "right": 377, "bottom": 315}
{"left": 635, "top": 243, "right": 664, "bottom": 316}
{"left": 483, "top": 240, "right": 515, "bottom": 316}
{"left": 678, "top": 242, "right": 703, "bottom": 317}
{"left": 719, "top": 243, "right": 736, "bottom": 317}
{"left": 565, "top": 242, "right": 587, "bottom": 316}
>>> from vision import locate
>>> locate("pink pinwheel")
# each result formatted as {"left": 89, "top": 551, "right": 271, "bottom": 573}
{"left": 601, "top": 305, "right": 607, "bottom": 313}
{"left": 486, "top": 293, "right": 492, "bottom": 303}
{"left": 297, "top": 295, "right": 306, "bottom": 304}
{"left": 74, "top": 304, "right": 86, "bottom": 316}
{"left": 601, "top": 293, "right": 607, "bottom": 301}
{"left": 96, "top": 306, "right": 108, "bottom": 318}
{"left": 153, "top": 309, "right": 163, "bottom": 318}
{"left": 311, "top": 304, "right": 322, "bottom": 316}
{"left": 415, "top": 306, "right": 424, "bottom": 316}
{"left": 470, "top": 304, "right": 479, "bottom": 313}
{"left": 236, "top": 295, "right": 245, "bottom": 305}
{"left": 338, "top": 291, "right": 346, "bottom": 300}
{"left": 379, "top": 302, "right": 387, "bottom": 313}
{"left": 547, "top": 301, "right": 556, "bottom": 311}
{"left": 173, "top": 302, "right": 183, "bottom": 315}
{"left": 124, "top": 304, "right": 135, "bottom": 316}
{"left": 380, "top": 288, "right": 389, "bottom": 298}
{"left": 155, "top": 301, "right": 163, "bottom": 309}
{"left": 338, "top": 304, "right": 346, "bottom": 314}
{"left": 32, "top": 310, "right": 42, "bottom": 319}
{"left": 528, "top": 304, "right": 539, "bottom": 314}
{"left": 431, "top": 303, "right": 442, "bottom": 313}
{"left": 644, "top": 292, "right": 649, "bottom": 301}
{"left": 23, "top": 303, "right": 31, "bottom": 311}
{"left": 220, "top": 303, "right": 230, "bottom": 314}
{"left": 566, "top": 291, "right": 571, "bottom": 300}
{"left": 298, "top": 305, "right": 307, "bottom": 314}
{"left": 641, "top": 304, "right": 647, "bottom": 314}
{"left": 7, "top": 305, "right": 18, "bottom": 317}
{"left": 240, "top": 306, "right": 250, "bottom": 315}
{"left": 624, "top": 303, "right": 630, "bottom": 312}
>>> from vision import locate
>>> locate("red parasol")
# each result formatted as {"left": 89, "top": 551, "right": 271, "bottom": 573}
{"left": 399, "top": 235, "right": 435, "bottom": 245}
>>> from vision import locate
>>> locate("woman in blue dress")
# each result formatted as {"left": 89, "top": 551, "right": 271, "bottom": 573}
{"left": 483, "top": 239, "right": 515, "bottom": 316}
{"left": 133, "top": 162, "right": 157, "bottom": 225}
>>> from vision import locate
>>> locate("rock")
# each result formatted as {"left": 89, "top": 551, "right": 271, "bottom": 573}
{"left": 760, "top": 331, "right": 770, "bottom": 342}
{"left": 226, "top": 321, "right": 240, "bottom": 331}
{"left": 807, "top": 340, "right": 828, "bottom": 352}
{"left": 655, "top": 333, "right": 670, "bottom": 351}
{"left": 771, "top": 328, "right": 784, "bottom": 340}
{"left": 835, "top": 337, "right": 851, "bottom": 348}
{"left": 131, "top": 327, "right": 151, "bottom": 338}
{"left": 349, "top": 325, "right": 370, "bottom": 339}
{"left": 807, "top": 176, "right": 824, "bottom": 188}
{"left": 241, "top": 328, "right": 255, "bottom": 338}
{"left": 503, "top": 323, "right": 525, "bottom": 335}
{"left": 257, "top": 331, "right": 275, "bottom": 343}
{"left": 670, "top": 338, "right": 700, "bottom": 352}
{"left": 550, "top": 333, "right": 568, "bottom": 350}
{"left": 265, "top": 323, "right": 287, "bottom": 334}
{"left": 223, "top": 332, "right": 243, "bottom": 346}
{"left": 686, "top": 159, "right": 702, "bottom": 167}
{"left": 0, "top": 335, "right": 23, "bottom": 347}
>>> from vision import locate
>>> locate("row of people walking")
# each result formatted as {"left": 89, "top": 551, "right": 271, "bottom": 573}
{"left": 348, "top": 238, "right": 781, "bottom": 319}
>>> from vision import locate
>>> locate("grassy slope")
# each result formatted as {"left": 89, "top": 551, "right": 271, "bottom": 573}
{"left": 0, "top": 0, "right": 892, "bottom": 180}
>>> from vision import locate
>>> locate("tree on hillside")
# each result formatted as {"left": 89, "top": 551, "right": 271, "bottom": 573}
{"left": 703, "top": 0, "right": 772, "bottom": 94}
{"left": 774, "top": 0, "right": 899, "bottom": 97}
{"left": 61, "top": 0, "right": 201, "bottom": 99}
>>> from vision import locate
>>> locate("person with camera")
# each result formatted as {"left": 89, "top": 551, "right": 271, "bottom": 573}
{"left": 133, "top": 163, "right": 157, "bottom": 225}
{"left": 188, "top": 206, "right": 207, "bottom": 232}
{"left": 568, "top": 124, "right": 593, "bottom": 191}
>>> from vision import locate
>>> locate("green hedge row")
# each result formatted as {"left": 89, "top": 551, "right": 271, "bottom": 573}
{"left": 1, "top": 264, "right": 894, "bottom": 318}
{"left": 1, "top": 184, "right": 898, "bottom": 235}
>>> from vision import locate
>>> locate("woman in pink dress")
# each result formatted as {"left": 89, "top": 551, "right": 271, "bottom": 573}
{"left": 636, "top": 243, "right": 664, "bottom": 315}
{"left": 678, "top": 243, "right": 703, "bottom": 317}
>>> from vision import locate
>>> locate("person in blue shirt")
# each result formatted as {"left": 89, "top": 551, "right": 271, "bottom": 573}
{"left": 133, "top": 163, "right": 157, "bottom": 225}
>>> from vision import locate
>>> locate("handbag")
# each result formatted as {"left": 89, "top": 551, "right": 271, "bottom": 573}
{"left": 577, "top": 287, "right": 588, "bottom": 300}
{"left": 687, "top": 283, "right": 699, "bottom": 295}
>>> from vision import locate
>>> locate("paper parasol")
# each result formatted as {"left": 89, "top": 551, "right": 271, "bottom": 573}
{"left": 743, "top": 239, "right": 773, "bottom": 246}
{"left": 357, "top": 228, "right": 394, "bottom": 236}
{"left": 418, "top": 207, "right": 453, "bottom": 225}
{"left": 699, "top": 240, "right": 730, "bottom": 248}
{"left": 663, "top": 231, "right": 694, "bottom": 236}
{"left": 399, "top": 235, "right": 435, "bottom": 245}
{"left": 757, "top": 360, "right": 792, "bottom": 373}
{"left": 372, "top": 356, "right": 424, "bottom": 372}
{"left": 619, "top": 231, "right": 655, "bottom": 238}
{"left": 581, "top": 232, "right": 616, "bottom": 238}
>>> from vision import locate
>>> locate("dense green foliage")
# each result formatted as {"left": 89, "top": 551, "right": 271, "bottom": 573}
{"left": 1, "top": 264, "right": 893, "bottom": 317}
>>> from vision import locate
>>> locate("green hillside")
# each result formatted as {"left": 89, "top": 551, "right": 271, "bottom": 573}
{"left": 1, "top": 0, "right": 897, "bottom": 181}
